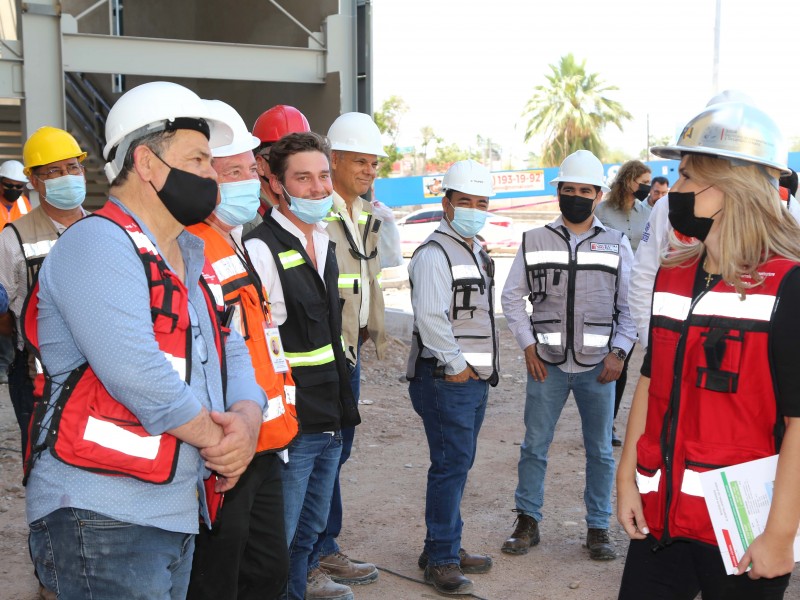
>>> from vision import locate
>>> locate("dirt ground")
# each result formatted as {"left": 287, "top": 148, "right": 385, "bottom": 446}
{"left": 1, "top": 331, "right": 799, "bottom": 599}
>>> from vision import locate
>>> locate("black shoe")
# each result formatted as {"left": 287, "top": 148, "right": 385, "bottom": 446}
{"left": 501, "top": 510, "right": 540, "bottom": 555}
{"left": 418, "top": 548, "right": 492, "bottom": 574}
{"left": 424, "top": 563, "right": 474, "bottom": 595}
{"left": 586, "top": 528, "right": 617, "bottom": 561}
{"left": 612, "top": 426, "right": 622, "bottom": 447}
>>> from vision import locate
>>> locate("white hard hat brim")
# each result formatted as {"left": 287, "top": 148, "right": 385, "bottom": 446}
{"left": 651, "top": 144, "right": 792, "bottom": 176}
{"left": 212, "top": 134, "right": 261, "bottom": 158}
{"left": 549, "top": 175, "right": 610, "bottom": 193}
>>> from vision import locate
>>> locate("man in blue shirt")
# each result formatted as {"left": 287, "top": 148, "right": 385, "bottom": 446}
{"left": 25, "top": 82, "right": 266, "bottom": 599}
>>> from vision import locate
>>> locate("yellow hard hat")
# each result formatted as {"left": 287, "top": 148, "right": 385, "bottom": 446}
{"left": 23, "top": 126, "right": 87, "bottom": 176}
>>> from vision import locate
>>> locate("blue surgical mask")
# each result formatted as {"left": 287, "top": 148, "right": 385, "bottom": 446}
{"left": 283, "top": 186, "right": 334, "bottom": 224}
{"left": 43, "top": 174, "right": 86, "bottom": 210}
{"left": 215, "top": 179, "right": 261, "bottom": 226}
{"left": 448, "top": 203, "right": 489, "bottom": 238}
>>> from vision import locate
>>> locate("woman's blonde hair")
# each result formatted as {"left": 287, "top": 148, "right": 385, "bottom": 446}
{"left": 605, "top": 160, "right": 651, "bottom": 211}
{"left": 662, "top": 153, "right": 800, "bottom": 296}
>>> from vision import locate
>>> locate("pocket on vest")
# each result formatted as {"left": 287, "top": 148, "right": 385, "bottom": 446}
{"left": 579, "top": 312, "right": 612, "bottom": 355}
{"left": 531, "top": 311, "right": 563, "bottom": 349}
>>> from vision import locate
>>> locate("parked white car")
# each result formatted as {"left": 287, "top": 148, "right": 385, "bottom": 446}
{"left": 395, "top": 208, "right": 518, "bottom": 256}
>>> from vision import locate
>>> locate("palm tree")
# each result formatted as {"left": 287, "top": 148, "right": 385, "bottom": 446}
{"left": 522, "top": 54, "right": 632, "bottom": 167}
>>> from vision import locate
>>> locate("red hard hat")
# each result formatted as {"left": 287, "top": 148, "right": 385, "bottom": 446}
{"left": 252, "top": 105, "right": 310, "bottom": 145}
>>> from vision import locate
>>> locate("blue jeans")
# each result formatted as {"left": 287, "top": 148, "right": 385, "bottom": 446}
{"left": 316, "top": 343, "right": 360, "bottom": 558}
{"left": 281, "top": 432, "right": 343, "bottom": 600}
{"left": 515, "top": 363, "right": 615, "bottom": 529}
{"left": 29, "top": 507, "right": 194, "bottom": 599}
{"left": 409, "top": 358, "right": 489, "bottom": 566}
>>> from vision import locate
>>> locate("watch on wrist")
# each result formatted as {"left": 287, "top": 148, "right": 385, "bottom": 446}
{"left": 611, "top": 347, "right": 627, "bottom": 361}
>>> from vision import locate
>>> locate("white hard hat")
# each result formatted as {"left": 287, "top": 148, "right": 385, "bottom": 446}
{"left": 0, "top": 160, "right": 28, "bottom": 183}
{"left": 103, "top": 81, "right": 234, "bottom": 183}
{"left": 651, "top": 101, "right": 789, "bottom": 175}
{"left": 549, "top": 150, "right": 609, "bottom": 192}
{"left": 442, "top": 159, "right": 494, "bottom": 197}
{"left": 327, "top": 112, "right": 387, "bottom": 157}
{"left": 206, "top": 100, "right": 260, "bottom": 158}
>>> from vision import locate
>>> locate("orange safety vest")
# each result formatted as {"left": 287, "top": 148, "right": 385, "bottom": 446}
{"left": 188, "top": 222, "right": 298, "bottom": 453}
{"left": 0, "top": 195, "right": 31, "bottom": 230}
{"left": 23, "top": 202, "right": 228, "bottom": 488}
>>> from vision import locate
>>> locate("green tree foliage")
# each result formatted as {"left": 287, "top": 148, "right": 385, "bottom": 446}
{"left": 522, "top": 54, "right": 632, "bottom": 167}
{"left": 417, "top": 125, "right": 443, "bottom": 174}
{"left": 373, "top": 95, "right": 409, "bottom": 177}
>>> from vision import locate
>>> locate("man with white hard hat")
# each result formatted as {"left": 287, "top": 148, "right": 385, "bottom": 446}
{"left": 0, "top": 159, "right": 30, "bottom": 385}
{"left": 312, "top": 112, "right": 399, "bottom": 587}
{"left": 501, "top": 149, "right": 635, "bottom": 562}
{"left": 23, "top": 82, "right": 266, "bottom": 599}
{"left": 406, "top": 159, "right": 499, "bottom": 595}
{"left": 186, "top": 101, "right": 297, "bottom": 600}
{"left": 0, "top": 159, "right": 31, "bottom": 230}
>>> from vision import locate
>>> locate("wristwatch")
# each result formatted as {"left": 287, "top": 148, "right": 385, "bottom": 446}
{"left": 610, "top": 347, "right": 627, "bottom": 361}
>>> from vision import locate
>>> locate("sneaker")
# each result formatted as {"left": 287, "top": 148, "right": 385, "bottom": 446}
{"left": 319, "top": 551, "right": 378, "bottom": 585}
{"left": 305, "top": 567, "right": 354, "bottom": 600}
{"left": 501, "top": 511, "right": 540, "bottom": 555}
{"left": 417, "top": 548, "right": 492, "bottom": 574}
{"left": 586, "top": 528, "right": 617, "bottom": 561}
{"left": 424, "top": 563, "right": 474, "bottom": 595}
{"left": 612, "top": 426, "right": 622, "bottom": 447}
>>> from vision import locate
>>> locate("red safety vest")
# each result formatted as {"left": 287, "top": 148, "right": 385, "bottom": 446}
{"left": 637, "top": 256, "right": 796, "bottom": 546}
{"left": 188, "top": 222, "right": 298, "bottom": 452}
{"left": 23, "top": 201, "right": 228, "bottom": 489}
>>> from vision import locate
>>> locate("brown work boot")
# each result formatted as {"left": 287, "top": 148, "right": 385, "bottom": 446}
{"left": 417, "top": 548, "right": 493, "bottom": 574}
{"left": 305, "top": 567, "right": 354, "bottom": 600}
{"left": 319, "top": 551, "right": 378, "bottom": 585}
{"left": 586, "top": 528, "right": 617, "bottom": 561}
{"left": 501, "top": 511, "right": 540, "bottom": 555}
{"left": 424, "top": 563, "right": 474, "bottom": 595}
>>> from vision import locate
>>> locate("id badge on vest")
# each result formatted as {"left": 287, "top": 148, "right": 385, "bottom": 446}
{"left": 264, "top": 316, "right": 289, "bottom": 373}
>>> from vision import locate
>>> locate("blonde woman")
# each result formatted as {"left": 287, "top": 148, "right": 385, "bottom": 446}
{"left": 616, "top": 101, "right": 800, "bottom": 599}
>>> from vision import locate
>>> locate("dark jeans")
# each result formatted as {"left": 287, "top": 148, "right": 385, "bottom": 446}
{"left": 188, "top": 453, "right": 288, "bottom": 600}
{"left": 9, "top": 346, "right": 35, "bottom": 453}
{"left": 618, "top": 537, "right": 791, "bottom": 600}
{"left": 315, "top": 344, "right": 360, "bottom": 558}
{"left": 30, "top": 507, "right": 194, "bottom": 599}
{"left": 409, "top": 357, "right": 489, "bottom": 566}
{"left": 613, "top": 346, "right": 635, "bottom": 420}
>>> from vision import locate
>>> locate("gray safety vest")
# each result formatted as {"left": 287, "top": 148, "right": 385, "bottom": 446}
{"left": 523, "top": 224, "right": 623, "bottom": 367}
{"left": 407, "top": 226, "right": 499, "bottom": 383}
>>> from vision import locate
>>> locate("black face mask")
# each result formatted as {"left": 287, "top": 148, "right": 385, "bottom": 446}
{"left": 2, "top": 188, "right": 22, "bottom": 203}
{"left": 559, "top": 193, "right": 595, "bottom": 224}
{"left": 151, "top": 154, "right": 218, "bottom": 226}
{"left": 633, "top": 183, "right": 651, "bottom": 202}
{"left": 668, "top": 188, "right": 718, "bottom": 242}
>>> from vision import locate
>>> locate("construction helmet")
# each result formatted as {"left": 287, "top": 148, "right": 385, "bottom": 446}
{"left": 327, "top": 112, "right": 387, "bottom": 157}
{"left": 442, "top": 159, "right": 494, "bottom": 197}
{"left": 0, "top": 159, "right": 29, "bottom": 183}
{"left": 23, "top": 127, "right": 87, "bottom": 177}
{"left": 206, "top": 100, "right": 260, "bottom": 158}
{"left": 651, "top": 101, "right": 789, "bottom": 175}
{"left": 252, "top": 105, "right": 310, "bottom": 147}
{"left": 103, "top": 81, "right": 234, "bottom": 183}
{"left": 549, "top": 150, "right": 610, "bottom": 192}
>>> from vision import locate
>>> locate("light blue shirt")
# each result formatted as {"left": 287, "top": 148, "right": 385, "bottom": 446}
{"left": 26, "top": 199, "right": 265, "bottom": 534}
{"left": 594, "top": 199, "right": 652, "bottom": 253}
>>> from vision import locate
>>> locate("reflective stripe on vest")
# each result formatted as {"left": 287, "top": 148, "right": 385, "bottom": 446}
{"left": 525, "top": 250, "right": 570, "bottom": 265}
{"left": 636, "top": 468, "right": 661, "bottom": 494}
{"left": 536, "top": 332, "right": 562, "bottom": 345}
{"left": 357, "top": 211, "right": 369, "bottom": 225}
{"left": 652, "top": 291, "right": 692, "bottom": 321}
{"left": 22, "top": 239, "right": 56, "bottom": 258}
{"left": 84, "top": 415, "right": 161, "bottom": 460}
{"left": 584, "top": 333, "right": 610, "bottom": 347}
{"left": 17, "top": 197, "right": 29, "bottom": 216}
{"left": 653, "top": 290, "right": 777, "bottom": 322}
{"left": 212, "top": 254, "right": 247, "bottom": 283}
{"left": 452, "top": 264, "right": 481, "bottom": 280}
{"left": 680, "top": 469, "right": 704, "bottom": 497}
{"left": 376, "top": 272, "right": 383, "bottom": 288}
{"left": 279, "top": 249, "right": 305, "bottom": 269}
{"left": 284, "top": 343, "right": 335, "bottom": 367}
{"left": 338, "top": 273, "right": 361, "bottom": 289}
{"left": 577, "top": 252, "right": 619, "bottom": 269}
{"left": 462, "top": 352, "right": 493, "bottom": 367}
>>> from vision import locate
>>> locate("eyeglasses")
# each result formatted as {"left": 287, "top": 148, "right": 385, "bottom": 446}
{"left": 33, "top": 163, "right": 84, "bottom": 181}
{"left": 1, "top": 181, "right": 24, "bottom": 190}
